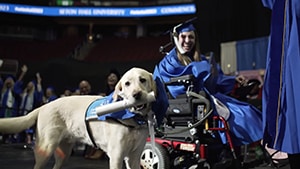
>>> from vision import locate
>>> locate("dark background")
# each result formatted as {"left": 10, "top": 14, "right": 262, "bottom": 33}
{"left": 0, "top": 0, "right": 272, "bottom": 94}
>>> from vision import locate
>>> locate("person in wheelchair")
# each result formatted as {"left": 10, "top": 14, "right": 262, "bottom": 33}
{"left": 153, "top": 21, "right": 263, "bottom": 147}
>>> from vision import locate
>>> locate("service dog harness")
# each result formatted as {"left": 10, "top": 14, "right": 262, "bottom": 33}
{"left": 84, "top": 78, "right": 169, "bottom": 149}
{"left": 84, "top": 94, "right": 148, "bottom": 148}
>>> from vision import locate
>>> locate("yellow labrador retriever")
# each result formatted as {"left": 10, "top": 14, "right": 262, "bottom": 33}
{"left": 0, "top": 67, "right": 156, "bottom": 169}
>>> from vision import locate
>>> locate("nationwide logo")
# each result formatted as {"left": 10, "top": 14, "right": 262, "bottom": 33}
{"left": 14, "top": 6, "right": 43, "bottom": 14}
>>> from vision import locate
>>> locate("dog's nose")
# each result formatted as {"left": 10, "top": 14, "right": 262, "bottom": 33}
{"left": 133, "top": 91, "right": 142, "bottom": 100}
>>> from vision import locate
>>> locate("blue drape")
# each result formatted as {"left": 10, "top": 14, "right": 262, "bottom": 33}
{"left": 262, "top": 0, "right": 300, "bottom": 154}
{"left": 236, "top": 36, "right": 269, "bottom": 70}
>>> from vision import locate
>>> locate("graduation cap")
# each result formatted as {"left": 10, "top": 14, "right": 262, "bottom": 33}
{"left": 174, "top": 22, "right": 196, "bottom": 34}
{"left": 159, "top": 17, "right": 198, "bottom": 54}
{"left": 172, "top": 17, "right": 197, "bottom": 36}
{"left": 172, "top": 17, "right": 198, "bottom": 54}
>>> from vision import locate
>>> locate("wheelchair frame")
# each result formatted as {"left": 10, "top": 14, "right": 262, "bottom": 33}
{"left": 141, "top": 74, "right": 241, "bottom": 169}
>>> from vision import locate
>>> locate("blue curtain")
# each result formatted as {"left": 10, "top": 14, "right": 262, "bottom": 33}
{"left": 236, "top": 36, "right": 269, "bottom": 70}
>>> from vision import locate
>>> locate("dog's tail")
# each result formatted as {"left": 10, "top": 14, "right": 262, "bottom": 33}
{"left": 0, "top": 107, "right": 40, "bottom": 134}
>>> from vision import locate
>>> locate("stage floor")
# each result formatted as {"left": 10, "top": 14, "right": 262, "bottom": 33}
{"left": 0, "top": 143, "right": 290, "bottom": 169}
{"left": 0, "top": 143, "right": 109, "bottom": 169}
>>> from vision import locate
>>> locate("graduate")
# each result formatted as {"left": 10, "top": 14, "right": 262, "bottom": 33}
{"left": 261, "top": 0, "right": 300, "bottom": 168}
{"left": 153, "top": 21, "right": 263, "bottom": 146}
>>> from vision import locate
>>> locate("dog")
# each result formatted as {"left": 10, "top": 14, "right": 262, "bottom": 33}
{"left": 0, "top": 67, "right": 157, "bottom": 169}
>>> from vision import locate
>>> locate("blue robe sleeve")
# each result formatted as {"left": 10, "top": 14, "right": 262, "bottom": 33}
{"left": 34, "top": 89, "right": 44, "bottom": 108}
{"left": 204, "top": 54, "right": 236, "bottom": 95}
{"left": 13, "top": 81, "right": 23, "bottom": 95}
{"left": 215, "top": 69, "right": 236, "bottom": 95}
{"left": 154, "top": 48, "right": 211, "bottom": 98}
{"left": 0, "top": 78, "right": 3, "bottom": 90}
{"left": 261, "top": 0, "right": 275, "bottom": 9}
{"left": 151, "top": 77, "right": 169, "bottom": 126}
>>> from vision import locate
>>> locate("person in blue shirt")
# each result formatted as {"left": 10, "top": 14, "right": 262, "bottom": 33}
{"left": 18, "top": 72, "right": 44, "bottom": 147}
{"left": 0, "top": 65, "right": 27, "bottom": 143}
{"left": 43, "top": 86, "right": 57, "bottom": 104}
{"left": 261, "top": 0, "right": 300, "bottom": 168}
{"left": 0, "top": 65, "right": 27, "bottom": 118}
{"left": 154, "top": 22, "right": 263, "bottom": 147}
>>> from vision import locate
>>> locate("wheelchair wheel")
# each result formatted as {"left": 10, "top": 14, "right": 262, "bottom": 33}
{"left": 140, "top": 142, "right": 170, "bottom": 169}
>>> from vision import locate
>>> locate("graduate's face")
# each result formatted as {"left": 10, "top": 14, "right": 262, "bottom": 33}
{"left": 178, "top": 31, "right": 196, "bottom": 53}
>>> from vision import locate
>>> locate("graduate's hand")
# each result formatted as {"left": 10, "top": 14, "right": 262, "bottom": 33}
{"left": 21, "top": 65, "right": 28, "bottom": 73}
{"left": 236, "top": 75, "right": 247, "bottom": 86}
{"left": 36, "top": 72, "right": 42, "bottom": 84}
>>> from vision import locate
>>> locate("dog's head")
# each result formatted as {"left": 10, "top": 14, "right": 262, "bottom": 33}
{"left": 113, "top": 67, "right": 156, "bottom": 116}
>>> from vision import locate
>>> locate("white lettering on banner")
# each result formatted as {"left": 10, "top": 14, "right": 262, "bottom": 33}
{"left": 0, "top": 3, "right": 196, "bottom": 17}
{"left": 14, "top": 6, "right": 43, "bottom": 14}
{"left": 78, "top": 9, "right": 92, "bottom": 15}
{"left": 161, "top": 6, "right": 195, "bottom": 14}
{"left": 59, "top": 9, "right": 77, "bottom": 15}
{"left": 0, "top": 5, "right": 9, "bottom": 11}
{"left": 130, "top": 9, "right": 157, "bottom": 15}
{"left": 92, "top": 9, "right": 125, "bottom": 16}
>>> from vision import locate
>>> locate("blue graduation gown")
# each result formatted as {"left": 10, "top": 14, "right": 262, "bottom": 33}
{"left": 262, "top": 0, "right": 300, "bottom": 154}
{"left": 0, "top": 81, "right": 23, "bottom": 117}
{"left": 154, "top": 48, "right": 263, "bottom": 146}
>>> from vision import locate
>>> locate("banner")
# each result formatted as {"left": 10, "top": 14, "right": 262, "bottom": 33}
{"left": 0, "top": 3, "right": 196, "bottom": 17}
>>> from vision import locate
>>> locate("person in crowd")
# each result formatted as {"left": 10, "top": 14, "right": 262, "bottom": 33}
{"left": 153, "top": 22, "right": 263, "bottom": 162}
{"left": 60, "top": 88, "right": 72, "bottom": 97}
{"left": 0, "top": 65, "right": 27, "bottom": 118}
{"left": 99, "top": 69, "right": 121, "bottom": 96}
{"left": 83, "top": 69, "right": 121, "bottom": 160}
{"left": 76, "top": 80, "right": 105, "bottom": 160}
{"left": 78, "top": 80, "right": 93, "bottom": 95}
{"left": 43, "top": 86, "right": 57, "bottom": 104}
{"left": 72, "top": 88, "right": 80, "bottom": 95}
{"left": 85, "top": 69, "right": 121, "bottom": 159}
{"left": 18, "top": 72, "right": 43, "bottom": 147}
{"left": 0, "top": 65, "right": 27, "bottom": 143}
{"left": 261, "top": 0, "right": 300, "bottom": 168}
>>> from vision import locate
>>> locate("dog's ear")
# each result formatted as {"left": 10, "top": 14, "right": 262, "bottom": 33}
{"left": 149, "top": 73, "right": 157, "bottom": 97}
{"left": 113, "top": 80, "right": 122, "bottom": 101}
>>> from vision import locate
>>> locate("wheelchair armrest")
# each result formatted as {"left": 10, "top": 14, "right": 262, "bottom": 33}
{"left": 165, "top": 74, "right": 195, "bottom": 86}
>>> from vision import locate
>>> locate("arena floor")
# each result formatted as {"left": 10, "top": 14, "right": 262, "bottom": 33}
{"left": 0, "top": 143, "right": 290, "bottom": 169}
{"left": 0, "top": 143, "right": 109, "bottom": 169}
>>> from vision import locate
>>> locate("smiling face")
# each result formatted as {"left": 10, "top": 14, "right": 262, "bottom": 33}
{"left": 79, "top": 80, "right": 91, "bottom": 95}
{"left": 178, "top": 31, "right": 196, "bottom": 54}
{"left": 107, "top": 73, "right": 119, "bottom": 87}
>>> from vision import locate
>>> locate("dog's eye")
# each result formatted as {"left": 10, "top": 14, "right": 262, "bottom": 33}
{"left": 140, "top": 78, "right": 146, "bottom": 83}
{"left": 125, "top": 81, "right": 130, "bottom": 86}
